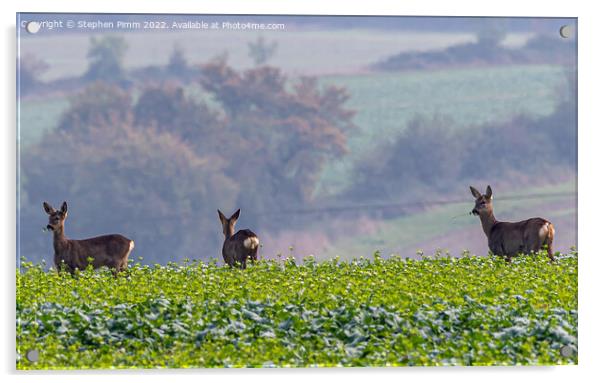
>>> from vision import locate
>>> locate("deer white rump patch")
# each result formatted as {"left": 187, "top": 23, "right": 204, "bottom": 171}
{"left": 129, "top": 240, "right": 135, "bottom": 251}
{"left": 538, "top": 224, "right": 549, "bottom": 240}
{"left": 244, "top": 237, "right": 259, "bottom": 249}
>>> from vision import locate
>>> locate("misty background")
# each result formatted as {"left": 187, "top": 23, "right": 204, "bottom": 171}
{"left": 17, "top": 14, "right": 577, "bottom": 264}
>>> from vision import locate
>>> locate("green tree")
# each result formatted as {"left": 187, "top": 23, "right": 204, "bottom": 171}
{"left": 247, "top": 36, "right": 278, "bottom": 66}
{"left": 200, "top": 59, "right": 356, "bottom": 211}
{"left": 133, "top": 84, "right": 221, "bottom": 149}
{"left": 167, "top": 44, "right": 188, "bottom": 75}
{"left": 19, "top": 53, "right": 49, "bottom": 94}
{"left": 58, "top": 82, "right": 132, "bottom": 135}
{"left": 476, "top": 26, "right": 506, "bottom": 47}
{"left": 84, "top": 36, "right": 128, "bottom": 82}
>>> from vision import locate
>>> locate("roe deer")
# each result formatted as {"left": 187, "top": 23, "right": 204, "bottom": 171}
{"left": 218, "top": 209, "right": 259, "bottom": 268}
{"left": 469, "top": 186, "right": 555, "bottom": 262}
{"left": 43, "top": 201, "right": 135, "bottom": 274}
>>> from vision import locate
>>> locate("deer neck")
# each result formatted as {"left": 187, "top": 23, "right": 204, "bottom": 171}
{"left": 478, "top": 210, "right": 498, "bottom": 238}
{"left": 224, "top": 226, "right": 235, "bottom": 240}
{"left": 52, "top": 226, "right": 69, "bottom": 253}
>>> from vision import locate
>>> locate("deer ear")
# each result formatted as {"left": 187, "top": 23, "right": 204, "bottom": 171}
{"left": 60, "top": 201, "right": 68, "bottom": 214}
{"left": 43, "top": 202, "right": 55, "bottom": 215}
{"left": 231, "top": 209, "right": 240, "bottom": 221}
{"left": 469, "top": 186, "right": 482, "bottom": 198}
{"left": 217, "top": 209, "right": 227, "bottom": 223}
{"left": 485, "top": 185, "right": 493, "bottom": 199}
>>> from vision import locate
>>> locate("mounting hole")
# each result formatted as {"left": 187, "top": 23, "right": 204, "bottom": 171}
{"left": 559, "top": 25, "right": 572, "bottom": 39}
{"left": 25, "top": 21, "right": 41, "bottom": 34}
{"left": 26, "top": 349, "right": 39, "bottom": 362}
{"left": 560, "top": 345, "right": 575, "bottom": 357}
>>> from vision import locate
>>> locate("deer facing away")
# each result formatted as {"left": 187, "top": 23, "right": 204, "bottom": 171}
{"left": 469, "top": 186, "right": 555, "bottom": 262}
{"left": 43, "top": 201, "right": 135, "bottom": 273}
{"left": 218, "top": 209, "right": 259, "bottom": 268}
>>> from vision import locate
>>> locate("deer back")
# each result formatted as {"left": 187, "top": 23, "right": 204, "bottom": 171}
{"left": 55, "top": 234, "right": 134, "bottom": 272}
{"left": 488, "top": 218, "right": 552, "bottom": 257}
{"left": 222, "top": 229, "right": 259, "bottom": 268}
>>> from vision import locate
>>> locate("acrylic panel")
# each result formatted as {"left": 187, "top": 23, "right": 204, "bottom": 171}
{"left": 16, "top": 13, "right": 577, "bottom": 369}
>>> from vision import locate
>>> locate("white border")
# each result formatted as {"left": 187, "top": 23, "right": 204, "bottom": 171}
{"left": 2, "top": 1, "right": 600, "bottom": 382}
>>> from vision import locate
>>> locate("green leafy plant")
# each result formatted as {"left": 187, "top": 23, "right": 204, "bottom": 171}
{"left": 17, "top": 250, "right": 577, "bottom": 369}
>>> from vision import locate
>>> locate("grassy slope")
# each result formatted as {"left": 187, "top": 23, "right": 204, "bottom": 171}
{"left": 316, "top": 65, "right": 567, "bottom": 196}
{"left": 19, "top": 97, "right": 68, "bottom": 148}
{"left": 17, "top": 253, "right": 577, "bottom": 368}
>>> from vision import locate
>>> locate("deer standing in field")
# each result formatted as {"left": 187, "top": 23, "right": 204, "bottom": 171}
{"left": 218, "top": 209, "right": 259, "bottom": 269}
{"left": 43, "top": 201, "right": 135, "bottom": 274}
{"left": 469, "top": 186, "right": 555, "bottom": 262}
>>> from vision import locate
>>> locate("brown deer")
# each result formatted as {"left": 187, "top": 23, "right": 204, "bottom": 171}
{"left": 469, "top": 186, "right": 555, "bottom": 262}
{"left": 218, "top": 209, "right": 259, "bottom": 269}
{"left": 43, "top": 201, "right": 135, "bottom": 274}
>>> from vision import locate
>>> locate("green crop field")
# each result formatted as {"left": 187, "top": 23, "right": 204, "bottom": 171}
{"left": 17, "top": 252, "right": 577, "bottom": 369}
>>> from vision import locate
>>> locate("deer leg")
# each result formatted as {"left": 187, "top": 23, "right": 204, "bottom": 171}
{"left": 110, "top": 262, "right": 123, "bottom": 278}
{"left": 251, "top": 249, "right": 259, "bottom": 263}
{"left": 526, "top": 224, "right": 554, "bottom": 260}
{"left": 544, "top": 224, "right": 556, "bottom": 263}
{"left": 223, "top": 254, "right": 233, "bottom": 268}
{"left": 121, "top": 266, "right": 133, "bottom": 278}
{"left": 543, "top": 240, "right": 556, "bottom": 262}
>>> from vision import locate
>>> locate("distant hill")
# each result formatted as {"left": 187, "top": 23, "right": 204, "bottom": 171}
{"left": 372, "top": 35, "right": 575, "bottom": 71}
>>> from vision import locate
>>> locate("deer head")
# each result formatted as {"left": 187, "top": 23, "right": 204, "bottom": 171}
{"left": 43, "top": 201, "right": 68, "bottom": 232}
{"left": 218, "top": 209, "right": 240, "bottom": 238}
{"left": 470, "top": 185, "right": 493, "bottom": 216}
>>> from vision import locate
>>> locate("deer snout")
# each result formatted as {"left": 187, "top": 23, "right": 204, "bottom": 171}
{"left": 46, "top": 224, "right": 54, "bottom": 231}
{"left": 471, "top": 208, "right": 479, "bottom": 216}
